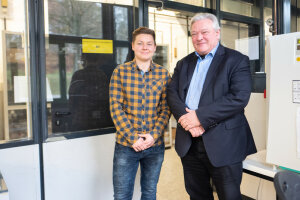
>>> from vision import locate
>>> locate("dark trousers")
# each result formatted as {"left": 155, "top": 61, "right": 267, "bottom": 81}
{"left": 181, "top": 138, "right": 243, "bottom": 200}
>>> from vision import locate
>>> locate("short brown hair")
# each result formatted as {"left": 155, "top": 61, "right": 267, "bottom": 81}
{"left": 132, "top": 27, "right": 156, "bottom": 44}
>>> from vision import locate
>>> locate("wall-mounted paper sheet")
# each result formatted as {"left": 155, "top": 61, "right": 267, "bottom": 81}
{"left": 14, "top": 76, "right": 53, "bottom": 103}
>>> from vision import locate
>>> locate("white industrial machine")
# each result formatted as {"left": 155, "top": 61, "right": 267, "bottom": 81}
{"left": 266, "top": 32, "right": 300, "bottom": 172}
{"left": 0, "top": 134, "right": 142, "bottom": 200}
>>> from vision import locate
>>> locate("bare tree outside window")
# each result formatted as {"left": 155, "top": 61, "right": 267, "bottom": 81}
{"left": 48, "top": 0, "right": 103, "bottom": 38}
{"left": 114, "top": 6, "right": 128, "bottom": 41}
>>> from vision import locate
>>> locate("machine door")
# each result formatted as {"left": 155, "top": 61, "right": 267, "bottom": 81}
{"left": 42, "top": 1, "right": 141, "bottom": 200}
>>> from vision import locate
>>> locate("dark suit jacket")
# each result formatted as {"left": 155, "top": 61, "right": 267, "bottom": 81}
{"left": 167, "top": 45, "right": 257, "bottom": 167}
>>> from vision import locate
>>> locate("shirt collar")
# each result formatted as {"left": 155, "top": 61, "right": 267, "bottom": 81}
{"left": 195, "top": 42, "right": 219, "bottom": 60}
{"left": 131, "top": 59, "right": 153, "bottom": 72}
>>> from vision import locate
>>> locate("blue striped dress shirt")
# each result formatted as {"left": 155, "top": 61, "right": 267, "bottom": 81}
{"left": 185, "top": 43, "right": 219, "bottom": 110}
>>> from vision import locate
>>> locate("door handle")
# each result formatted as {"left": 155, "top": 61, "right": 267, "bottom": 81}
{"left": 55, "top": 111, "right": 71, "bottom": 117}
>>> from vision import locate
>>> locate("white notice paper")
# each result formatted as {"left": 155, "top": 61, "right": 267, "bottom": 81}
{"left": 293, "top": 80, "right": 300, "bottom": 103}
{"left": 14, "top": 76, "right": 53, "bottom": 103}
{"left": 14, "top": 76, "right": 28, "bottom": 103}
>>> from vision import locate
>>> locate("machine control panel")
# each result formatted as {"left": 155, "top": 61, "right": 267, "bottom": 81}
{"left": 296, "top": 38, "right": 300, "bottom": 62}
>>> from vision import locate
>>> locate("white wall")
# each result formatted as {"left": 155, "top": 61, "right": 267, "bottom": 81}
{"left": 0, "top": 145, "right": 41, "bottom": 200}
{"left": 241, "top": 174, "right": 276, "bottom": 200}
{"left": 245, "top": 93, "right": 267, "bottom": 151}
{"left": 242, "top": 93, "right": 277, "bottom": 199}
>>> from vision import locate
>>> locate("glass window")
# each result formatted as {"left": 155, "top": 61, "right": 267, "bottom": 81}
{"left": 5, "top": 34, "right": 25, "bottom": 106}
{"left": 47, "top": 0, "right": 103, "bottom": 38}
{"left": 104, "top": 0, "right": 134, "bottom": 6}
{"left": 168, "top": 0, "right": 211, "bottom": 8}
{"left": 116, "top": 47, "right": 129, "bottom": 65}
{"left": 291, "top": 0, "right": 300, "bottom": 32}
{"left": 221, "top": 20, "right": 261, "bottom": 72}
{"left": 264, "top": 0, "right": 273, "bottom": 39}
{"left": 44, "top": 0, "right": 134, "bottom": 137}
{"left": 46, "top": 44, "right": 61, "bottom": 99}
{"left": 221, "top": 0, "right": 260, "bottom": 18}
{"left": 114, "top": 6, "right": 129, "bottom": 41}
{"left": 298, "top": 6, "right": 300, "bottom": 32}
{"left": 153, "top": 45, "right": 169, "bottom": 69}
{"left": 0, "top": 0, "right": 32, "bottom": 142}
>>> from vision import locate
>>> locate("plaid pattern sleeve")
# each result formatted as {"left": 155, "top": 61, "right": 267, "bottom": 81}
{"left": 109, "top": 64, "right": 138, "bottom": 146}
{"left": 109, "top": 60, "right": 171, "bottom": 147}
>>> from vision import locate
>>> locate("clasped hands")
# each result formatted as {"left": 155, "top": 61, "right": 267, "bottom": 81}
{"left": 178, "top": 108, "right": 205, "bottom": 137}
{"left": 132, "top": 134, "right": 155, "bottom": 152}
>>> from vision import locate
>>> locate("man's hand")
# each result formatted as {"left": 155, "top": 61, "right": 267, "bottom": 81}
{"left": 132, "top": 134, "right": 155, "bottom": 152}
{"left": 132, "top": 138, "right": 147, "bottom": 152}
{"left": 189, "top": 126, "right": 205, "bottom": 137}
{"left": 178, "top": 108, "right": 201, "bottom": 131}
{"left": 139, "top": 134, "right": 155, "bottom": 149}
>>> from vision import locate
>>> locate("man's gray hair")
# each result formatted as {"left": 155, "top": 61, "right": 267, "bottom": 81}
{"left": 190, "top": 13, "right": 220, "bottom": 31}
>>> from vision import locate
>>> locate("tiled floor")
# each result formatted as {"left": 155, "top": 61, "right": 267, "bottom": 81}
{"left": 157, "top": 147, "right": 189, "bottom": 200}
{"left": 157, "top": 147, "right": 218, "bottom": 200}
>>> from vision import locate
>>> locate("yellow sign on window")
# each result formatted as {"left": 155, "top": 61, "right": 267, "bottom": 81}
{"left": 82, "top": 39, "right": 113, "bottom": 54}
{"left": 1, "top": 0, "right": 8, "bottom": 8}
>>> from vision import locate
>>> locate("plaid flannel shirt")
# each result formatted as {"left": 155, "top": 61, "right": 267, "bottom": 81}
{"left": 109, "top": 60, "right": 171, "bottom": 147}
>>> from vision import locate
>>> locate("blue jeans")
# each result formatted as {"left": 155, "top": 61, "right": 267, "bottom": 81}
{"left": 113, "top": 142, "right": 165, "bottom": 200}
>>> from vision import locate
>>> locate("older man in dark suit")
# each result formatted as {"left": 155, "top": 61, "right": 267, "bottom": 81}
{"left": 167, "top": 13, "right": 257, "bottom": 200}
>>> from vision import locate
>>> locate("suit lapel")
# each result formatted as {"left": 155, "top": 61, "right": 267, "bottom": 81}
{"left": 200, "top": 45, "right": 225, "bottom": 100}
{"left": 186, "top": 53, "right": 198, "bottom": 87}
{"left": 180, "top": 53, "right": 198, "bottom": 101}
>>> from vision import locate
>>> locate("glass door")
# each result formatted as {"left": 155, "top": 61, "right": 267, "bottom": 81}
{"left": 42, "top": 2, "right": 143, "bottom": 199}
{"left": 148, "top": 6, "right": 196, "bottom": 148}
{"left": 149, "top": 7, "right": 194, "bottom": 74}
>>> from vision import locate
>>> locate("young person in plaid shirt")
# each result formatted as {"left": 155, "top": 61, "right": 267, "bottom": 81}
{"left": 109, "top": 27, "right": 170, "bottom": 200}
